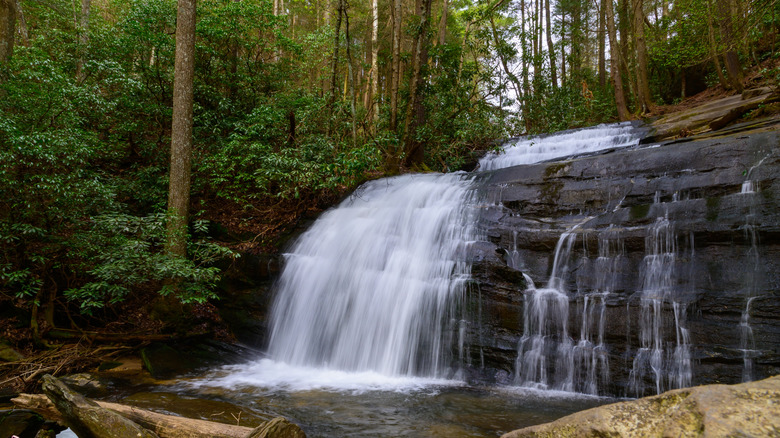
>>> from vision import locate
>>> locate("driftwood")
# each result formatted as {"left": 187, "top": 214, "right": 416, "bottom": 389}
{"left": 12, "top": 390, "right": 306, "bottom": 438}
{"left": 13, "top": 393, "right": 254, "bottom": 438}
{"left": 41, "top": 374, "right": 159, "bottom": 438}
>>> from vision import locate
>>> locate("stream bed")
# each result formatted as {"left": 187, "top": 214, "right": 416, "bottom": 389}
{"left": 103, "top": 359, "right": 613, "bottom": 437}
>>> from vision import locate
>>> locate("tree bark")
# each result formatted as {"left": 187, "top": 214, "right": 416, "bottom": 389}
{"left": 545, "top": 0, "right": 557, "bottom": 89}
{"left": 328, "top": 0, "right": 343, "bottom": 116}
{"left": 166, "top": 0, "right": 197, "bottom": 257}
{"left": 437, "top": 0, "right": 448, "bottom": 45}
{"left": 370, "top": 0, "right": 379, "bottom": 127}
{"left": 633, "top": 0, "right": 653, "bottom": 113}
{"left": 402, "top": 0, "right": 433, "bottom": 167}
{"left": 705, "top": 0, "right": 729, "bottom": 90}
{"left": 15, "top": 0, "right": 27, "bottom": 47}
{"left": 389, "top": 0, "right": 402, "bottom": 133}
{"left": 598, "top": 0, "right": 606, "bottom": 88}
{"left": 76, "top": 0, "right": 91, "bottom": 82}
{"left": 0, "top": 0, "right": 16, "bottom": 64}
{"left": 606, "top": 0, "right": 630, "bottom": 120}
{"left": 490, "top": 15, "right": 522, "bottom": 106}
{"left": 14, "top": 392, "right": 253, "bottom": 438}
{"left": 718, "top": 0, "right": 743, "bottom": 92}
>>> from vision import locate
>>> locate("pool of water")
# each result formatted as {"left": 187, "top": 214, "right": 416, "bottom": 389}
{"left": 103, "top": 360, "right": 614, "bottom": 437}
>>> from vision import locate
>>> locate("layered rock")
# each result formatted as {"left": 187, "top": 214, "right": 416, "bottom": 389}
{"left": 466, "top": 120, "right": 780, "bottom": 395}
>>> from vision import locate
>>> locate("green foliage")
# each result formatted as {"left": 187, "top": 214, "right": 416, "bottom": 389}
{"left": 64, "top": 214, "right": 235, "bottom": 312}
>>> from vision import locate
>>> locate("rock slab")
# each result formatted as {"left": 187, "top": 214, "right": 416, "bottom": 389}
{"left": 502, "top": 375, "right": 780, "bottom": 438}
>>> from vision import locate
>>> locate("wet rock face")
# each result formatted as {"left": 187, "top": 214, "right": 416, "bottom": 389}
{"left": 468, "top": 127, "right": 780, "bottom": 395}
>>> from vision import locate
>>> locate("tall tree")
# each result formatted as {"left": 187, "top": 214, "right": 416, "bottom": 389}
{"left": 370, "top": 0, "right": 379, "bottom": 126}
{"left": 328, "top": 0, "right": 344, "bottom": 116}
{"left": 166, "top": 0, "right": 197, "bottom": 257}
{"left": 606, "top": 0, "right": 630, "bottom": 120}
{"left": 633, "top": 0, "right": 653, "bottom": 113}
{"left": 437, "top": 0, "right": 448, "bottom": 45}
{"left": 76, "top": 0, "right": 91, "bottom": 82}
{"left": 403, "top": 0, "right": 434, "bottom": 167}
{"left": 717, "top": 0, "right": 743, "bottom": 92}
{"left": 545, "top": 0, "right": 558, "bottom": 89}
{"left": 0, "top": 0, "right": 15, "bottom": 64}
{"left": 389, "top": 0, "right": 401, "bottom": 132}
{"left": 598, "top": 0, "right": 606, "bottom": 88}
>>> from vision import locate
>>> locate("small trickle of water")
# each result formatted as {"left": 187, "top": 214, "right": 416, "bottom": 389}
{"left": 738, "top": 171, "right": 762, "bottom": 381}
{"left": 628, "top": 216, "right": 692, "bottom": 396}
{"left": 479, "top": 122, "right": 642, "bottom": 171}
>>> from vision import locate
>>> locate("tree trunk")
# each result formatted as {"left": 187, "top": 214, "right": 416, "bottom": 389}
{"left": 633, "top": 0, "right": 653, "bottom": 113}
{"left": 389, "top": 0, "right": 401, "bottom": 132}
{"left": 705, "top": 0, "right": 729, "bottom": 89}
{"left": 344, "top": 4, "right": 356, "bottom": 146}
{"left": 718, "top": 0, "right": 743, "bottom": 92}
{"left": 490, "top": 15, "right": 522, "bottom": 106}
{"left": 560, "top": 11, "right": 566, "bottom": 86}
{"left": 437, "top": 0, "right": 448, "bottom": 45}
{"left": 76, "top": 0, "right": 91, "bottom": 82}
{"left": 606, "top": 0, "right": 630, "bottom": 120}
{"left": 545, "top": 0, "right": 557, "bottom": 89}
{"left": 166, "top": 0, "right": 197, "bottom": 257}
{"left": 402, "top": 0, "right": 433, "bottom": 167}
{"left": 598, "top": 0, "right": 606, "bottom": 88}
{"left": 328, "top": 0, "right": 343, "bottom": 114}
{"left": 0, "top": 0, "right": 16, "bottom": 64}
{"left": 370, "top": 0, "right": 379, "bottom": 127}
{"left": 15, "top": 0, "right": 27, "bottom": 47}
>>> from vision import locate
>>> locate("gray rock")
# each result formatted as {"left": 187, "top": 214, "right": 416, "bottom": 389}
{"left": 501, "top": 375, "right": 780, "bottom": 437}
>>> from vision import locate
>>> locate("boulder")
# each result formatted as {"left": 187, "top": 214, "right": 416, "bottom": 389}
{"left": 502, "top": 375, "right": 780, "bottom": 437}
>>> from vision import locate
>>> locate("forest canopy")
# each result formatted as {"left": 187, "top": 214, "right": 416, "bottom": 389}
{"left": 0, "top": 0, "right": 777, "bottom": 334}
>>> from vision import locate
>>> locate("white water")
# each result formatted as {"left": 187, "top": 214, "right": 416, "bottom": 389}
{"left": 267, "top": 173, "right": 478, "bottom": 380}
{"left": 628, "top": 216, "right": 693, "bottom": 396}
{"left": 478, "top": 122, "right": 641, "bottom": 171}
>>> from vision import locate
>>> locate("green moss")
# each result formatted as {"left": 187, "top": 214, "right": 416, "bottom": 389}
{"left": 630, "top": 204, "right": 651, "bottom": 220}
{"left": 544, "top": 162, "right": 568, "bottom": 178}
{"left": 706, "top": 197, "right": 721, "bottom": 222}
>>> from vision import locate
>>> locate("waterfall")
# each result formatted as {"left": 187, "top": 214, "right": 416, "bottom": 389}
{"left": 478, "top": 122, "right": 641, "bottom": 171}
{"left": 267, "top": 173, "right": 478, "bottom": 378}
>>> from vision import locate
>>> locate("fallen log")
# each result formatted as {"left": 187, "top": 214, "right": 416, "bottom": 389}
{"left": 41, "top": 374, "right": 159, "bottom": 438}
{"left": 13, "top": 392, "right": 253, "bottom": 438}
{"left": 13, "top": 391, "right": 306, "bottom": 438}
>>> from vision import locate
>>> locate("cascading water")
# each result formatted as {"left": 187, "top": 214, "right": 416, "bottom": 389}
{"left": 267, "top": 173, "right": 478, "bottom": 379}
{"left": 628, "top": 215, "right": 693, "bottom": 396}
{"left": 262, "top": 122, "right": 645, "bottom": 388}
{"left": 479, "top": 122, "right": 641, "bottom": 171}
{"left": 738, "top": 158, "right": 767, "bottom": 382}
